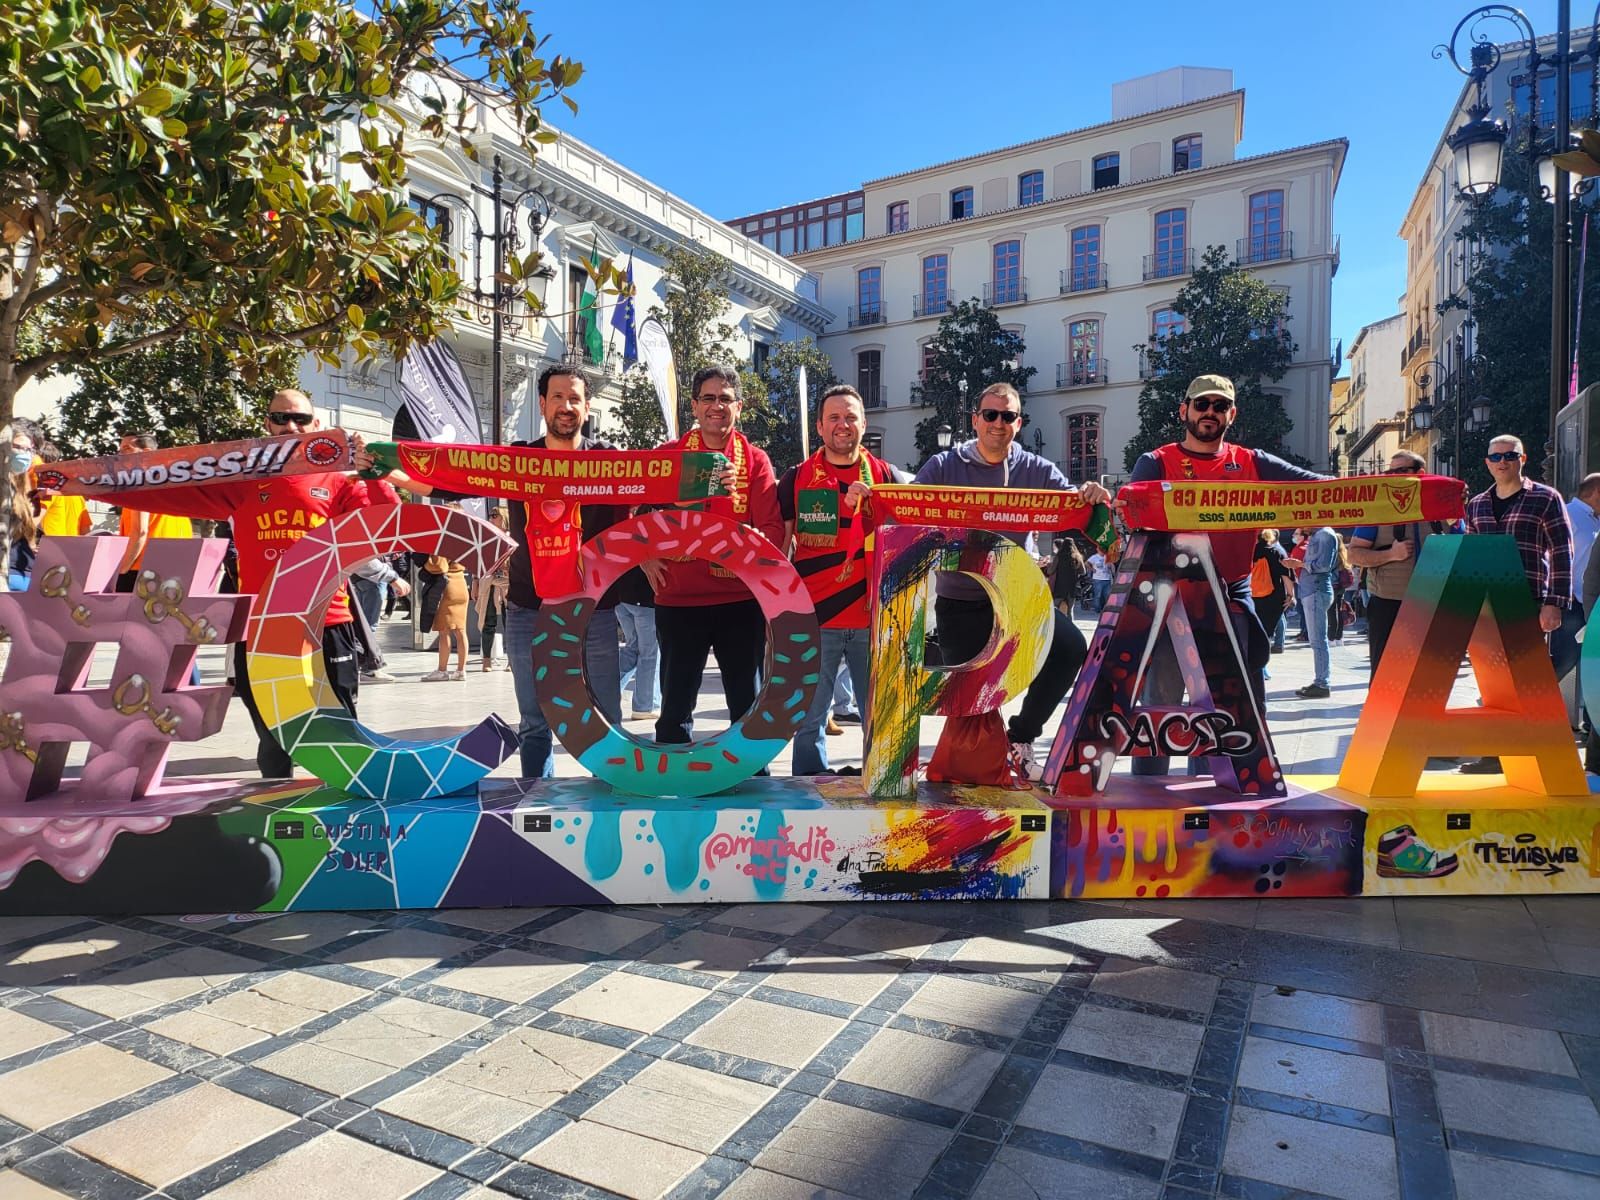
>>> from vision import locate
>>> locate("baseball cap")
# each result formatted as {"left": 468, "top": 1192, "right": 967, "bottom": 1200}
{"left": 1184, "top": 374, "right": 1236, "bottom": 403}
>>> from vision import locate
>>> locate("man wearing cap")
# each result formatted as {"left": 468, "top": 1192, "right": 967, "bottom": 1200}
{"left": 1125, "top": 375, "right": 1327, "bottom": 735}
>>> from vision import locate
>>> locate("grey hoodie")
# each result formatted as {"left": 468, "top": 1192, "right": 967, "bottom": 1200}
{"left": 913, "top": 440, "right": 1074, "bottom": 599}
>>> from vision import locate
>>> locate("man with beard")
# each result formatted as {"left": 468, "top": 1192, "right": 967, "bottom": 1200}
{"left": 502, "top": 365, "right": 626, "bottom": 777}
{"left": 778, "top": 384, "right": 903, "bottom": 775}
{"left": 644, "top": 366, "right": 783, "bottom": 750}
{"left": 1124, "top": 375, "right": 1326, "bottom": 770}
{"left": 912, "top": 382, "right": 1111, "bottom": 781}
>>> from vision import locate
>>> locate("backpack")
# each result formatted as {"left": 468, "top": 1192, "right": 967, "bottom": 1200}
{"left": 1250, "top": 554, "right": 1275, "bottom": 599}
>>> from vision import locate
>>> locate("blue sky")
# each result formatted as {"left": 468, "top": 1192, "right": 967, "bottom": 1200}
{"left": 537, "top": 0, "right": 1578, "bottom": 364}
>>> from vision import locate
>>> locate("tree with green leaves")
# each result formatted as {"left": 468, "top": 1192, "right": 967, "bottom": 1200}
{"left": 609, "top": 248, "right": 831, "bottom": 473}
{"left": 1123, "top": 245, "right": 1298, "bottom": 470}
{"left": 53, "top": 330, "right": 301, "bottom": 456}
{"left": 0, "top": 0, "right": 607, "bottom": 583}
{"left": 744, "top": 337, "right": 838, "bottom": 474}
{"left": 912, "top": 299, "right": 1034, "bottom": 463}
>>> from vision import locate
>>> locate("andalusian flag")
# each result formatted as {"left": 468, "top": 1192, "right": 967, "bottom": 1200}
{"left": 578, "top": 239, "right": 604, "bottom": 364}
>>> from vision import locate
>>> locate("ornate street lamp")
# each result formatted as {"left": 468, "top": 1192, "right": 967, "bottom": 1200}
{"left": 936, "top": 423, "right": 954, "bottom": 450}
{"left": 418, "top": 154, "right": 552, "bottom": 444}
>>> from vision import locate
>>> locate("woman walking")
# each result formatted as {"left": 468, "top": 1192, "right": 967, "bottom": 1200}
{"left": 1250, "top": 529, "right": 1291, "bottom": 656}
{"left": 475, "top": 508, "right": 511, "bottom": 671}
{"left": 422, "top": 551, "right": 470, "bottom": 681}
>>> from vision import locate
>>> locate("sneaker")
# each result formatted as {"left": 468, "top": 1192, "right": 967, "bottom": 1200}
{"left": 449, "top": 669, "right": 466, "bottom": 681}
{"left": 1294, "top": 684, "right": 1331, "bottom": 699}
{"left": 420, "top": 669, "right": 452, "bottom": 682}
{"left": 631, "top": 709, "right": 659, "bottom": 719}
{"left": 360, "top": 669, "right": 397, "bottom": 684}
{"left": 834, "top": 711, "right": 863, "bottom": 725}
{"left": 1008, "top": 740, "right": 1039, "bottom": 783}
{"left": 1376, "top": 824, "right": 1459, "bottom": 878}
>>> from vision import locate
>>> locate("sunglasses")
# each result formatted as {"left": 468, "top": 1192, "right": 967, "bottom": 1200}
{"left": 1188, "top": 397, "right": 1232, "bottom": 414}
{"left": 1485, "top": 451, "right": 1523, "bottom": 463}
{"left": 978, "top": 409, "right": 1021, "bottom": 425}
{"left": 267, "top": 411, "right": 314, "bottom": 427}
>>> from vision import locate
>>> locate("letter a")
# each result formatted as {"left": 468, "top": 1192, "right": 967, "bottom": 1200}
{"left": 1041, "top": 532, "right": 1284, "bottom": 797}
{"left": 1339, "top": 534, "right": 1585, "bottom": 797}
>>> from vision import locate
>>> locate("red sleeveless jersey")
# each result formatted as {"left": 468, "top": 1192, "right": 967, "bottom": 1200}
{"left": 1148, "top": 442, "right": 1261, "bottom": 581}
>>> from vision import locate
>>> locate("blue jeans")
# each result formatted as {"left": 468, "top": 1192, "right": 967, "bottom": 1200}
{"left": 794, "top": 626, "right": 872, "bottom": 775}
{"left": 616, "top": 603, "right": 659, "bottom": 714}
{"left": 1300, "top": 574, "right": 1335, "bottom": 688}
{"left": 833, "top": 665, "right": 858, "bottom": 716}
{"left": 6, "top": 572, "right": 28, "bottom": 592}
{"left": 504, "top": 601, "right": 621, "bottom": 778}
{"left": 1091, "top": 577, "right": 1111, "bottom": 611}
{"left": 350, "top": 575, "right": 384, "bottom": 631}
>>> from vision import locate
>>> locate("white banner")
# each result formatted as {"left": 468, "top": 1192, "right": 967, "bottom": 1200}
{"left": 637, "top": 316, "right": 677, "bottom": 441}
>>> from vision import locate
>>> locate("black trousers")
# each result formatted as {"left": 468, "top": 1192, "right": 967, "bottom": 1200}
{"left": 934, "top": 595, "right": 1088, "bottom": 744}
{"left": 233, "top": 622, "right": 361, "bottom": 778}
{"left": 481, "top": 600, "right": 500, "bottom": 661}
{"left": 655, "top": 599, "right": 766, "bottom": 745}
{"left": 1255, "top": 590, "right": 1286, "bottom": 652}
{"left": 1365, "top": 595, "right": 1403, "bottom": 680}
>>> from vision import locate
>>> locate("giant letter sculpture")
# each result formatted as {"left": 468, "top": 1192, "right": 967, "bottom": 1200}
{"left": 245, "top": 503, "right": 519, "bottom": 799}
{"left": 1339, "top": 534, "right": 1585, "bottom": 797}
{"left": 534, "top": 510, "right": 819, "bottom": 797}
{"left": 865, "top": 525, "right": 1052, "bottom": 799}
{"left": 1042, "top": 532, "right": 1283, "bottom": 797}
{"left": 0, "top": 537, "right": 249, "bottom": 802}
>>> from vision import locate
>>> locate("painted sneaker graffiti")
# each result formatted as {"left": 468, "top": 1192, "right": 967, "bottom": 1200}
{"left": 1376, "top": 824, "right": 1459, "bottom": 878}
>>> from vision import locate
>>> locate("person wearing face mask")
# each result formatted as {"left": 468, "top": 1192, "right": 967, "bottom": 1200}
{"left": 778, "top": 384, "right": 903, "bottom": 776}
{"left": 6, "top": 426, "right": 40, "bottom": 591}
{"left": 911, "top": 382, "right": 1112, "bottom": 782}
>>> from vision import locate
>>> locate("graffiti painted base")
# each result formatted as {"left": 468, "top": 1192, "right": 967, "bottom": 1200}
{"left": 1050, "top": 774, "right": 1367, "bottom": 899}
{"left": 483, "top": 777, "right": 1051, "bottom": 903}
{"left": 1302, "top": 774, "right": 1600, "bottom": 896}
{"left": 5, "top": 774, "right": 1597, "bottom": 914}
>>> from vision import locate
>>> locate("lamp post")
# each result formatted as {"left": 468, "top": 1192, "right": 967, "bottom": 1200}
{"left": 419, "top": 154, "right": 552, "bottom": 444}
{"left": 936, "top": 423, "right": 954, "bottom": 450}
{"left": 1331, "top": 423, "right": 1348, "bottom": 475}
{"left": 1437, "top": 4, "right": 1600, "bottom": 483}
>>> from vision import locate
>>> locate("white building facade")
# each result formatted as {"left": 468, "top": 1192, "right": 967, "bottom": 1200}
{"left": 1339, "top": 313, "right": 1407, "bottom": 475}
{"left": 739, "top": 70, "right": 1345, "bottom": 477}
{"left": 303, "top": 90, "right": 829, "bottom": 446}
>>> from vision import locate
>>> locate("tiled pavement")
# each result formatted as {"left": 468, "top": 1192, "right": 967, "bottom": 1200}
{"left": 2, "top": 618, "right": 1599, "bottom": 1198}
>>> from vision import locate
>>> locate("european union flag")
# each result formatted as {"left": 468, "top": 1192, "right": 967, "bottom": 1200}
{"left": 611, "top": 254, "right": 638, "bottom": 365}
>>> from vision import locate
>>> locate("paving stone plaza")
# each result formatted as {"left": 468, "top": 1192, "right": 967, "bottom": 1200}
{"left": 2, "top": 619, "right": 1598, "bottom": 1200}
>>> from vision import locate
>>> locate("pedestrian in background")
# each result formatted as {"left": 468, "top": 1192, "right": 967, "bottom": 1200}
{"left": 422, "top": 549, "right": 469, "bottom": 681}
{"left": 1051, "top": 537, "right": 1085, "bottom": 616}
{"left": 1288, "top": 524, "right": 1340, "bottom": 699}
{"left": 474, "top": 507, "right": 511, "bottom": 671}
{"left": 1250, "top": 529, "right": 1291, "bottom": 656}
{"left": 1086, "top": 546, "right": 1113, "bottom": 611}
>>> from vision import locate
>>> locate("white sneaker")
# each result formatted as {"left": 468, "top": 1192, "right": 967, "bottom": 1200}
{"left": 420, "top": 669, "right": 452, "bottom": 682}
{"left": 361, "top": 670, "right": 397, "bottom": 684}
{"left": 449, "top": 669, "right": 466, "bottom": 681}
{"left": 1008, "top": 740, "right": 1039, "bottom": 783}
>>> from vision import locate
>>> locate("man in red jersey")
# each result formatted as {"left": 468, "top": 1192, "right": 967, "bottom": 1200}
{"left": 642, "top": 365, "right": 783, "bottom": 748}
{"left": 1123, "top": 374, "right": 1327, "bottom": 770}
{"left": 119, "top": 388, "right": 400, "bottom": 777}
{"left": 777, "top": 384, "right": 903, "bottom": 775}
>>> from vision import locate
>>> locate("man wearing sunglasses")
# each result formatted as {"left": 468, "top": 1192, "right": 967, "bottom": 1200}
{"left": 1125, "top": 375, "right": 1326, "bottom": 745}
{"left": 1348, "top": 451, "right": 1453, "bottom": 678}
{"left": 1458, "top": 434, "right": 1575, "bottom": 774}
{"left": 101, "top": 388, "right": 400, "bottom": 777}
{"left": 912, "top": 382, "right": 1111, "bottom": 781}
{"left": 644, "top": 366, "right": 783, "bottom": 753}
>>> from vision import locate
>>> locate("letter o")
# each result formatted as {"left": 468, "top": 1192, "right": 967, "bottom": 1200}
{"left": 534, "top": 510, "right": 820, "bottom": 796}
{"left": 245, "top": 503, "right": 519, "bottom": 798}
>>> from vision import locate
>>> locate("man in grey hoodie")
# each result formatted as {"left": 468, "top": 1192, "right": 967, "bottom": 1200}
{"left": 912, "top": 382, "right": 1111, "bottom": 780}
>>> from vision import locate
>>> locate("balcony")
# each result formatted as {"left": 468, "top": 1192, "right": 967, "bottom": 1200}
{"left": 984, "top": 277, "right": 1028, "bottom": 306}
{"left": 1143, "top": 248, "right": 1193, "bottom": 281}
{"left": 1236, "top": 231, "right": 1293, "bottom": 265}
{"left": 1060, "top": 264, "right": 1107, "bottom": 293}
{"left": 1057, "top": 359, "right": 1107, "bottom": 388}
{"left": 847, "top": 304, "right": 885, "bottom": 328}
{"left": 1400, "top": 327, "right": 1430, "bottom": 369}
{"left": 863, "top": 384, "right": 886, "bottom": 410}
{"left": 1331, "top": 234, "right": 1341, "bottom": 277}
{"left": 910, "top": 380, "right": 928, "bottom": 405}
{"left": 912, "top": 289, "right": 951, "bottom": 319}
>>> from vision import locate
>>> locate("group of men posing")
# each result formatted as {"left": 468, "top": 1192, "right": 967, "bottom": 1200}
{"left": 117, "top": 365, "right": 1589, "bottom": 784}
